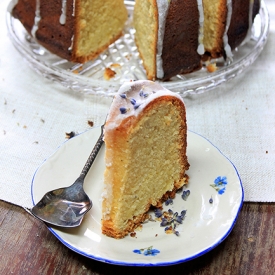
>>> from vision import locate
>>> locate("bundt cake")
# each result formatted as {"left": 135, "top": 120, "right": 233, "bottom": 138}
{"left": 133, "top": 0, "right": 261, "bottom": 80}
{"left": 9, "top": 0, "right": 260, "bottom": 79}
{"left": 102, "top": 80, "right": 189, "bottom": 239}
{"left": 9, "top": 0, "right": 128, "bottom": 63}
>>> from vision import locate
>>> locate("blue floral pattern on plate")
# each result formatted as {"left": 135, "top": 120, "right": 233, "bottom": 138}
{"left": 211, "top": 176, "right": 228, "bottom": 194}
{"left": 133, "top": 246, "right": 160, "bottom": 256}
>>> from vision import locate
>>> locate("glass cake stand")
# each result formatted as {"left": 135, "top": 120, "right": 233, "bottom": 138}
{"left": 6, "top": 1, "right": 270, "bottom": 97}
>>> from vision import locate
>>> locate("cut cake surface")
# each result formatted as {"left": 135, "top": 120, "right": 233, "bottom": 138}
{"left": 102, "top": 80, "right": 189, "bottom": 239}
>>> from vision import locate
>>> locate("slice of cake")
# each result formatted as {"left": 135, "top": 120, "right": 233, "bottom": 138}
{"left": 10, "top": 0, "right": 128, "bottom": 63}
{"left": 102, "top": 80, "right": 189, "bottom": 239}
{"left": 202, "top": 0, "right": 228, "bottom": 59}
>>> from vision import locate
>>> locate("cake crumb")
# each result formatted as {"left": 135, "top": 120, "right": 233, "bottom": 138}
{"left": 206, "top": 63, "right": 217, "bottom": 73}
{"left": 104, "top": 67, "right": 116, "bottom": 80}
{"left": 136, "top": 224, "right": 143, "bottom": 231}
{"left": 125, "top": 54, "right": 132, "bottom": 60}
{"left": 72, "top": 66, "right": 83, "bottom": 74}
{"left": 110, "top": 63, "right": 121, "bottom": 69}
{"left": 130, "top": 232, "right": 136, "bottom": 238}
{"left": 87, "top": 120, "right": 94, "bottom": 127}
{"left": 155, "top": 234, "right": 158, "bottom": 237}
{"left": 165, "top": 226, "right": 174, "bottom": 234}
{"left": 65, "top": 131, "right": 76, "bottom": 139}
{"left": 266, "top": 151, "right": 268, "bottom": 154}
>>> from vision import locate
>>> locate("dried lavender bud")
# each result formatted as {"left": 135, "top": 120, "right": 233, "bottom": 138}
{"left": 180, "top": 210, "right": 187, "bottom": 218}
{"left": 120, "top": 94, "right": 127, "bottom": 99}
{"left": 182, "top": 190, "right": 190, "bottom": 201}
{"left": 134, "top": 104, "right": 141, "bottom": 110}
{"left": 168, "top": 209, "right": 173, "bottom": 215}
{"left": 119, "top": 107, "right": 127, "bottom": 114}
{"left": 139, "top": 89, "right": 148, "bottom": 98}
{"left": 160, "top": 218, "right": 168, "bottom": 227}
{"left": 154, "top": 208, "right": 163, "bottom": 218}
{"left": 165, "top": 198, "right": 173, "bottom": 206}
{"left": 130, "top": 98, "right": 136, "bottom": 105}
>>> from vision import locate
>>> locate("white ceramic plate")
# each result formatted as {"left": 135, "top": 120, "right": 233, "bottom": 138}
{"left": 31, "top": 127, "right": 243, "bottom": 266}
{"left": 7, "top": 1, "right": 269, "bottom": 97}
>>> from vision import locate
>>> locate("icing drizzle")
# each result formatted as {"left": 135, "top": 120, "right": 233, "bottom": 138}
{"left": 31, "top": 0, "right": 41, "bottom": 37}
{"left": 60, "top": 0, "right": 67, "bottom": 25}
{"left": 156, "top": 0, "right": 170, "bottom": 79}
{"left": 242, "top": 0, "right": 255, "bottom": 46}
{"left": 197, "top": 0, "right": 205, "bottom": 55}
{"left": 223, "top": 0, "right": 233, "bottom": 61}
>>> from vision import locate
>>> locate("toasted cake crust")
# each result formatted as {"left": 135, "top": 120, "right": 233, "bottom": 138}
{"left": 161, "top": 0, "right": 202, "bottom": 80}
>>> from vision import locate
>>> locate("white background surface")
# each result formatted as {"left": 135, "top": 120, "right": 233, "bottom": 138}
{"left": 0, "top": 0, "right": 274, "bottom": 208}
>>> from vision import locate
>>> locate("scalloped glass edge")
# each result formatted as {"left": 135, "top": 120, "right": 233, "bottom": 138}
{"left": 6, "top": 0, "right": 269, "bottom": 97}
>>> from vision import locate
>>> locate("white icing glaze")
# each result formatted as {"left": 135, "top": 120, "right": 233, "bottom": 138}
{"left": 223, "top": 0, "right": 233, "bottom": 61}
{"left": 31, "top": 0, "right": 41, "bottom": 37}
{"left": 68, "top": 35, "right": 74, "bottom": 51}
{"left": 197, "top": 0, "right": 205, "bottom": 55}
{"left": 7, "top": 0, "right": 18, "bottom": 13}
{"left": 242, "top": 0, "right": 254, "bottom": 46}
{"left": 156, "top": 0, "right": 170, "bottom": 79}
{"left": 104, "top": 80, "right": 184, "bottom": 133}
{"left": 60, "top": 0, "right": 67, "bottom": 25}
{"left": 72, "top": 0, "right": 76, "bottom": 16}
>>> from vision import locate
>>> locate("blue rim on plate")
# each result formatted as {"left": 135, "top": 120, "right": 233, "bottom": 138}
{"left": 31, "top": 128, "right": 243, "bottom": 266}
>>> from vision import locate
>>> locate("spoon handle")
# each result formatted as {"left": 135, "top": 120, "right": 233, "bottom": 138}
{"left": 80, "top": 124, "right": 104, "bottom": 179}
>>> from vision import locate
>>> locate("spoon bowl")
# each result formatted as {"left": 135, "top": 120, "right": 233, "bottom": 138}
{"left": 30, "top": 125, "right": 104, "bottom": 227}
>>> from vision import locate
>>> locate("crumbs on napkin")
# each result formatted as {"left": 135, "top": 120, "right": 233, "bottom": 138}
{"left": 65, "top": 131, "right": 76, "bottom": 139}
{"left": 87, "top": 120, "right": 94, "bottom": 127}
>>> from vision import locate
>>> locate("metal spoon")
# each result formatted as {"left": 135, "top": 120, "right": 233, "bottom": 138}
{"left": 29, "top": 125, "right": 104, "bottom": 228}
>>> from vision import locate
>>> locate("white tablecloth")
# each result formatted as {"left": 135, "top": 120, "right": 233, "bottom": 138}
{"left": 1, "top": 0, "right": 275, "bottom": 208}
